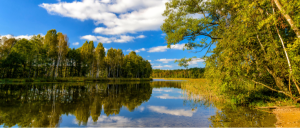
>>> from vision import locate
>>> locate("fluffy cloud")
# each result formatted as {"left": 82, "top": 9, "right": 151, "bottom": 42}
{"left": 148, "top": 106, "right": 196, "bottom": 117}
{"left": 126, "top": 49, "right": 133, "bottom": 52}
{"left": 80, "top": 35, "right": 134, "bottom": 43}
{"left": 72, "top": 42, "right": 79, "bottom": 45}
{"left": 155, "top": 58, "right": 204, "bottom": 64}
{"left": 135, "top": 48, "right": 146, "bottom": 53}
{"left": 188, "top": 58, "right": 205, "bottom": 65}
{"left": 0, "top": 34, "right": 37, "bottom": 40}
{"left": 40, "top": 0, "right": 168, "bottom": 35}
{"left": 153, "top": 65, "right": 163, "bottom": 69}
{"left": 136, "top": 35, "right": 146, "bottom": 39}
{"left": 153, "top": 88, "right": 174, "bottom": 92}
{"left": 114, "top": 35, "right": 135, "bottom": 43}
{"left": 156, "top": 58, "right": 177, "bottom": 63}
{"left": 153, "top": 65, "right": 173, "bottom": 69}
{"left": 156, "top": 94, "right": 183, "bottom": 99}
{"left": 75, "top": 115, "right": 133, "bottom": 127}
{"left": 148, "top": 44, "right": 185, "bottom": 52}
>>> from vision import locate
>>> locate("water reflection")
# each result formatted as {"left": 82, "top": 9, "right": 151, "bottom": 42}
{"left": 148, "top": 106, "right": 196, "bottom": 117}
{"left": 0, "top": 81, "right": 277, "bottom": 127}
{"left": 209, "top": 106, "right": 276, "bottom": 127}
{"left": 0, "top": 82, "right": 152, "bottom": 127}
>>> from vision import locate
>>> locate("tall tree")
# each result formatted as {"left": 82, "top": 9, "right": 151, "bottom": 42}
{"left": 161, "top": 0, "right": 300, "bottom": 101}
{"left": 44, "top": 29, "right": 58, "bottom": 78}
{"left": 94, "top": 43, "right": 105, "bottom": 78}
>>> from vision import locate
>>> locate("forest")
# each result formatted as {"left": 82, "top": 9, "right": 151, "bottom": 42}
{"left": 0, "top": 29, "right": 152, "bottom": 79}
{"left": 151, "top": 68, "right": 205, "bottom": 78}
{"left": 161, "top": 0, "right": 300, "bottom": 102}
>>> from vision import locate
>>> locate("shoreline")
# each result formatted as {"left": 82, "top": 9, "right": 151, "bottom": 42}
{"left": 0, "top": 77, "right": 153, "bottom": 83}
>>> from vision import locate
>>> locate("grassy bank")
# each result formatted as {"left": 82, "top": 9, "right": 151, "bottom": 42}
{"left": 155, "top": 78, "right": 300, "bottom": 108}
{"left": 0, "top": 77, "right": 153, "bottom": 83}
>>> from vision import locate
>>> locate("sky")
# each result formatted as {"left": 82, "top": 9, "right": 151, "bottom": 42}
{"left": 0, "top": 0, "right": 207, "bottom": 69}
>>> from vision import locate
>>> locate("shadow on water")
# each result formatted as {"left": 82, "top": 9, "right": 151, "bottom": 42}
{"left": 0, "top": 81, "right": 277, "bottom": 127}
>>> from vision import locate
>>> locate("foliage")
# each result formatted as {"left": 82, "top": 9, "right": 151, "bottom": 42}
{"left": 162, "top": 0, "right": 300, "bottom": 102}
{"left": 151, "top": 68, "right": 205, "bottom": 78}
{"left": 0, "top": 29, "right": 152, "bottom": 79}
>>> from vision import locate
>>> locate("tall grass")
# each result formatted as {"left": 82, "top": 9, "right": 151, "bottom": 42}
{"left": 159, "top": 78, "right": 296, "bottom": 107}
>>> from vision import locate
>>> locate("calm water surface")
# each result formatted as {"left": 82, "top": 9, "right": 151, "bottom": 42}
{"left": 0, "top": 80, "right": 276, "bottom": 127}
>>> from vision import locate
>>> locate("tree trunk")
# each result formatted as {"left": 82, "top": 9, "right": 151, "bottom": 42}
{"left": 273, "top": 0, "right": 300, "bottom": 38}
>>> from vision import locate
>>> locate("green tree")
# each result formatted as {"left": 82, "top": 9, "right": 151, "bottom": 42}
{"left": 44, "top": 29, "right": 58, "bottom": 78}
{"left": 162, "top": 0, "right": 300, "bottom": 101}
{"left": 94, "top": 43, "right": 106, "bottom": 78}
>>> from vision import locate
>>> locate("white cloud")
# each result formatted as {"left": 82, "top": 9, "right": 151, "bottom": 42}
{"left": 114, "top": 35, "right": 135, "bottom": 43}
{"left": 156, "top": 94, "right": 183, "bottom": 99}
{"left": 153, "top": 88, "right": 173, "bottom": 92}
{"left": 75, "top": 115, "right": 133, "bottom": 127}
{"left": 148, "top": 44, "right": 185, "bottom": 52}
{"left": 156, "top": 58, "right": 177, "bottom": 63}
{"left": 155, "top": 58, "right": 204, "bottom": 65}
{"left": 80, "top": 35, "right": 134, "bottom": 43}
{"left": 148, "top": 60, "right": 151, "bottom": 62}
{"left": 147, "top": 56, "right": 150, "bottom": 57}
{"left": 126, "top": 49, "right": 133, "bottom": 52}
{"left": 80, "top": 35, "right": 98, "bottom": 41}
{"left": 73, "top": 42, "right": 79, "bottom": 45}
{"left": 164, "top": 65, "right": 173, "bottom": 68}
{"left": 136, "top": 35, "right": 146, "bottom": 39}
{"left": 40, "top": 0, "right": 168, "bottom": 35}
{"left": 134, "top": 48, "right": 146, "bottom": 53}
{"left": 148, "top": 106, "right": 196, "bottom": 117}
{"left": 188, "top": 58, "right": 205, "bottom": 65}
{"left": 137, "top": 106, "right": 145, "bottom": 112}
{"left": 153, "top": 65, "right": 173, "bottom": 69}
{"left": 0, "top": 34, "right": 39, "bottom": 40}
{"left": 153, "top": 65, "right": 163, "bottom": 69}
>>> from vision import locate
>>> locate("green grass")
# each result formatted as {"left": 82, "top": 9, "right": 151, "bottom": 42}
{"left": 0, "top": 77, "right": 152, "bottom": 83}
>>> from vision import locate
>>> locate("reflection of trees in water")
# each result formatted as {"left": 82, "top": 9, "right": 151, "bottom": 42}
{"left": 209, "top": 106, "right": 276, "bottom": 127}
{"left": 150, "top": 81, "right": 182, "bottom": 88}
{"left": 0, "top": 82, "right": 152, "bottom": 127}
{"left": 181, "top": 83, "right": 277, "bottom": 127}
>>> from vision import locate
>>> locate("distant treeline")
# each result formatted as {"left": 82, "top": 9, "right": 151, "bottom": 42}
{"left": 0, "top": 29, "right": 152, "bottom": 79}
{"left": 151, "top": 68, "right": 204, "bottom": 78}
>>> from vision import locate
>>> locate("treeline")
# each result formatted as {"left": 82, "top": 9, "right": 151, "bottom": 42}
{"left": 151, "top": 68, "right": 205, "bottom": 78}
{"left": 0, "top": 29, "right": 152, "bottom": 79}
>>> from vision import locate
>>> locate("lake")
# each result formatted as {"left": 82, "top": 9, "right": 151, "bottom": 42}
{"left": 0, "top": 79, "right": 276, "bottom": 127}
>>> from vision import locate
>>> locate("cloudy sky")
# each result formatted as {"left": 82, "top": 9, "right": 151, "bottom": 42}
{"left": 0, "top": 0, "right": 206, "bottom": 69}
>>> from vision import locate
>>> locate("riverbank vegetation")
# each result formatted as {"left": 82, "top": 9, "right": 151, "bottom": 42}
{"left": 162, "top": 0, "right": 300, "bottom": 103}
{"left": 151, "top": 68, "right": 204, "bottom": 78}
{"left": 0, "top": 30, "right": 152, "bottom": 79}
{"left": 0, "top": 77, "right": 152, "bottom": 83}
{"left": 178, "top": 78, "right": 298, "bottom": 107}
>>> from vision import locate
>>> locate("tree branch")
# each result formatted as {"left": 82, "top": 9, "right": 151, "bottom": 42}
{"left": 273, "top": 0, "right": 300, "bottom": 38}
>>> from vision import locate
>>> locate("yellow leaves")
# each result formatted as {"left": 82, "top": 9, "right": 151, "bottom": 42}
{"left": 258, "top": 14, "right": 276, "bottom": 30}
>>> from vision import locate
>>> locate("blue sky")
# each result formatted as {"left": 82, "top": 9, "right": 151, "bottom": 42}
{"left": 0, "top": 0, "right": 207, "bottom": 69}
